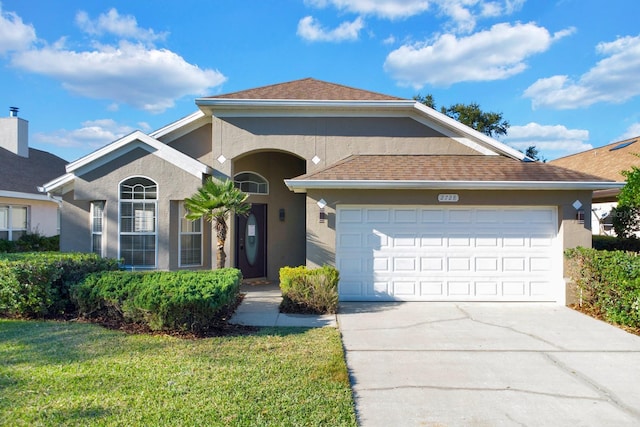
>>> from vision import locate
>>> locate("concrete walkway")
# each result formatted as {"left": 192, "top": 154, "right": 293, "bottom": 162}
{"left": 338, "top": 301, "right": 640, "bottom": 427}
{"left": 229, "top": 281, "right": 337, "bottom": 328}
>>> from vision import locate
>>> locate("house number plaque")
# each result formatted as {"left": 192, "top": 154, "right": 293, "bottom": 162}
{"left": 438, "top": 194, "right": 459, "bottom": 202}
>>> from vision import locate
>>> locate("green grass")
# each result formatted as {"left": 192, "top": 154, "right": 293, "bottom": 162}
{"left": 0, "top": 320, "right": 357, "bottom": 426}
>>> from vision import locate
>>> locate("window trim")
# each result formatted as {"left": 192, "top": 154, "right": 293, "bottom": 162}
{"left": 118, "top": 176, "right": 158, "bottom": 269}
{"left": 234, "top": 171, "right": 269, "bottom": 195}
{"left": 179, "top": 202, "right": 203, "bottom": 267}
{"left": 0, "top": 205, "right": 29, "bottom": 241}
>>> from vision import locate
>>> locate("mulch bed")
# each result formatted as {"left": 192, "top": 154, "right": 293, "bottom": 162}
{"left": 4, "top": 293, "right": 258, "bottom": 339}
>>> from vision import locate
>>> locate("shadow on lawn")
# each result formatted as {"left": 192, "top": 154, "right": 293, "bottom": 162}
{"left": 0, "top": 319, "right": 167, "bottom": 367}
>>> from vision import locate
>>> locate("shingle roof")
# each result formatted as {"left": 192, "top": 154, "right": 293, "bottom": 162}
{"left": 0, "top": 147, "right": 67, "bottom": 195}
{"left": 205, "top": 78, "right": 406, "bottom": 101}
{"left": 549, "top": 136, "right": 640, "bottom": 181}
{"left": 294, "top": 155, "right": 614, "bottom": 182}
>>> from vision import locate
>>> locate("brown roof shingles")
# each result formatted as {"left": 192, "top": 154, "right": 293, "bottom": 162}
{"left": 295, "top": 155, "right": 615, "bottom": 182}
{"left": 0, "top": 148, "right": 67, "bottom": 195}
{"left": 206, "top": 78, "right": 406, "bottom": 101}
{"left": 549, "top": 137, "right": 640, "bottom": 181}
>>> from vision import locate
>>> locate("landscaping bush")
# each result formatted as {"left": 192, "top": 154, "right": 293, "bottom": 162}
{"left": 72, "top": 269, "right": 242, "bottom": 333}
{"left": 0, "top": 252, "right": 120, "bottom": 318}
{"left": 0, "top": 233, "right": 60, "bottom": 253}
{"left": 565, "top": 247, "right": 640, "bottom": 329}
{"left": 592, "top": 235, "right": 640, "bottom": 252}
{"left": 279, "top": 265, "right": 339, "bottom": 314}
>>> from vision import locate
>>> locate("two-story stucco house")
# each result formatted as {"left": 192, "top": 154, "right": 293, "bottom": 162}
{"left": 42, "top": 78, "right": 622, "bottom": 303}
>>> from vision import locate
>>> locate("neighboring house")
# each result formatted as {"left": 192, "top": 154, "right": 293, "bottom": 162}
{"left": 550, "top": 137, "right": 640, "bottom": 235}
{"left": 42, "top": 78, "right": 621, "bottom": 304}
{"left": 0, "top": 108, "right": 67, "bottom": 240}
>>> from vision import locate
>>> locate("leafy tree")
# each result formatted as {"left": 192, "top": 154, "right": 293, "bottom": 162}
{"left": 414, "top": 94, "right": 509, "bottom": 138}
{"left": 524, "top": 145, "right": 546, "bottom": 162}
{"left": 184, "top": 178, "right": 251, "bottom": 269}
{"left": 613, "top": 163, "right": 640, "bottom": 239}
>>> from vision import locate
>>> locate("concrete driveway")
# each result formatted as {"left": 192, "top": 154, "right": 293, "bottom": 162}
{"left": 338, "top": 302, "right": 640, "bottom": 426}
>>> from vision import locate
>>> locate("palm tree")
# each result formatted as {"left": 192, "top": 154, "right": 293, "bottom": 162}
{"left": 184, "top": 177, "right": 251, "bottom": 269}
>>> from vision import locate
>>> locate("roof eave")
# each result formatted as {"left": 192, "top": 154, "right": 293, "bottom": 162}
{"left": 0, "top": 189, "right": 60, "bottom": 202}
{"left": 412, "top": 103, "right": 526, "bottom": 161}
{"left": 284, "top": 179, "right": 625, "bottom": 193}
{"left": 40, "top": 173, "right": 76, "bottom": 195}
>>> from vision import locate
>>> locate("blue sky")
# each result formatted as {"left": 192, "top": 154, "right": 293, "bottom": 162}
{"left": 1, "top": 0, "right": 639, "bottom": 162}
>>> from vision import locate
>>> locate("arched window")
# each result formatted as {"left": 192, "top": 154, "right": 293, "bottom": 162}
{"left": 234, "top": 172, "right": 268, "bottom": 195}
{"left": 119, "top": 177, "right": 157, "bottom": 268}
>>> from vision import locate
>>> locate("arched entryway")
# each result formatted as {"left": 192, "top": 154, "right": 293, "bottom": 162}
{"left": 232, "top": 151, "right": 306, "bottom": 279}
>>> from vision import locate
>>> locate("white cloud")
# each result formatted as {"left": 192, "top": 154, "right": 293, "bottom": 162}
{"left": 6, "top": 7, "right": 226, "bottom": 113}
{"left": 11, "top": 41, "right": 226, "bottom": 113}
{"left": 297, "top": 16, "right": 364, "bottom": 42}
{"left": 384, "top": 22, "right": 569, "bottom": 88}
{"left": 502, "top": 122, "right": 592, "bottom": 159}
{"left": 617, "top": 123, "right": 640, "bottom": 141}
{"left": 33, "top": 119, "right": 136, "bottom": 149}
{"left": 304, "top": 0, "right": 430, "bottom": 20}
{"left": 75, "top": 8, "right": 167, "bottom": 44}
{"left": 0, "top": 4, "right": 36, "bottom": 54}
{"left": 303, "top": 0, "right": 522, "bottom": 29}
{"left": 524, "top": 34, "right": 640, "bottom": 110}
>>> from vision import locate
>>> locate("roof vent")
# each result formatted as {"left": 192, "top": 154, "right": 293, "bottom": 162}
{"left": 9, "top": 107, "right": 19, "bottom": 117}
{"left": 610, "top": 140, "right": 636, "bottom": 151}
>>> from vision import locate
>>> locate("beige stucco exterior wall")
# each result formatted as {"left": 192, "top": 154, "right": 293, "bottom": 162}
{"left": 212, "top": 116, "right": 479, "bottom": 176}
{"left": 62, "top": 148, "right": 211, "bottom": 270}
{"left": 167, "top": 124, "right": 213, "bottom": 166}
{"left": 304, "top": 188, "right": 593, "bottom": 276}
{"left": 0, "top": 196, "right": 60, "bottom": 237}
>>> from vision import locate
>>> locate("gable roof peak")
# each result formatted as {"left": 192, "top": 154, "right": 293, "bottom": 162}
{"left": 205, "top": 77, "right": 406, "bottom": 101}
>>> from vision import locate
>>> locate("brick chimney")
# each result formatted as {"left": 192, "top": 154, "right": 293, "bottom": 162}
{"left": 0, "top": 107, "right": 29, "bottom": 158}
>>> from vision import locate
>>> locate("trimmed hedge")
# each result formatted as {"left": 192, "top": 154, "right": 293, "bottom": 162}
{"left": 0, "top": 233, "right": 60, "bottom": 253}
{"left": 0, "top": 252, "right": 120, "bottom": 318}
{"left": 279, "top": 265, "right": 339, "bottom": 314}
{"left": 565, "top": 247, "right": 640, "bottom": 328}
{"left": 72, "top": 269, "right": 242, "bottom": 332}
{"left": 592, "top": 235, "right": 640, "bottom": 252}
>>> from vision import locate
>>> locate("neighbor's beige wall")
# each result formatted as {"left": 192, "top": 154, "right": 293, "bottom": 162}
{"left": 0, "top": 196, "right": 60, "bottom": 237}
{"left": 304, "top": 189, "right": 593, "bottom": 274}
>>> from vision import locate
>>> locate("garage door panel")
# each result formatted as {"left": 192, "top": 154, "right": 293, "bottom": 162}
{"left": 365, "top": 208, "right": 390, "bottom": 223}
{"left": 476, "top": 281, "right": 499, "bottom": 296}
{"left": 339, "top": 232, "right": 362, "bottom": 248}
{"left": 420, "top": 281, "right": 444, "bottom": 296}
{"left": 449, "top": 209, "right": 473, "bottom": 223}
{"left": 448, "top": 281, "right": 472, "bottom": 296}
{"left": 421, "top": 209, "right": 444, "bottom": 223}
{"left": 421, "top": 235, "right": 445, "bottom": 246}
{"left": 394, "top": 208, "right": 418, "bottom": 223}
{"left": 336, "top": 206, "right": 561, "bottom": 302}
{"left": 421, "top": 257, "right": 444, "bottom": 271}
{"left": 503, "top": 281, "right": 526, "bottom": 296}
{"left": 393, "top": 234, "right": 417, "bottom": 247}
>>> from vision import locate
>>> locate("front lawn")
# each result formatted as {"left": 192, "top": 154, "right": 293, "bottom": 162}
{"left": 0, "top": 320, "right": 356, "bottom": 426}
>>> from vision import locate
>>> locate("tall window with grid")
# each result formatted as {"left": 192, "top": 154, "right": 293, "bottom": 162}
{"left": 119, "top": 177, "right": 157, "bottom": 268}
{"left": 179, "top": 202, "right": 202, "bottom": 267}
{"left": 91, "top": 201, "right": 104, "bottom": 256}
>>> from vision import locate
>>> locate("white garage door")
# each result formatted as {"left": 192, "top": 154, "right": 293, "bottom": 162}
{"left": 336, "top": 206, "right": 562, "bottom": 302}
